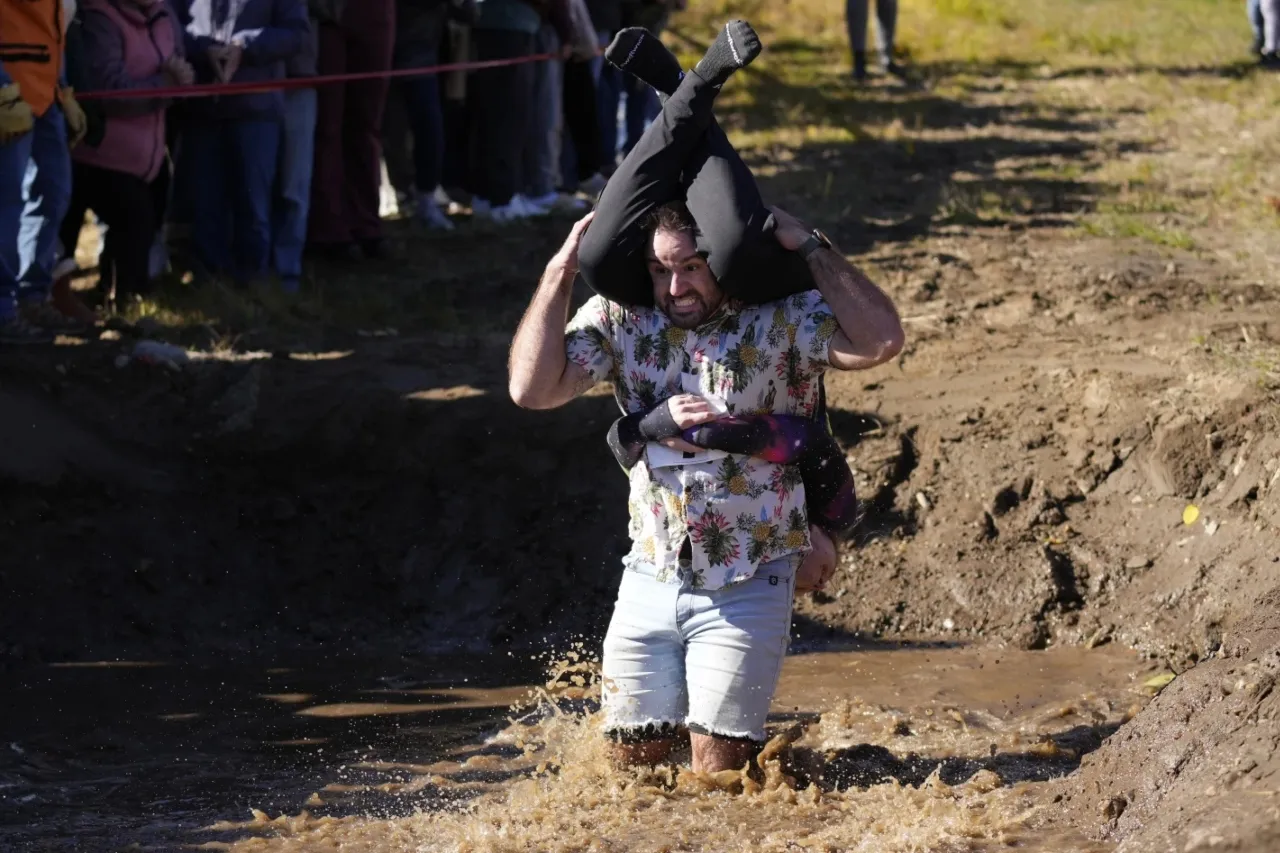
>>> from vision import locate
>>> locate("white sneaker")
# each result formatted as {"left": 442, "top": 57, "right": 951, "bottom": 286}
{"left": 511, "top": 193, "right": 550, "bottom": 217}
{"left": 416, "top": 193, "right": 455, "bottom": 231}
{"left": 491, "top": 199, "right": 531, "bottom": 222}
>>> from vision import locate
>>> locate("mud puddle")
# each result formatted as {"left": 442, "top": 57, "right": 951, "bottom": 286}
{"left": 0, "top": 642, "right": 1155, "bottom": 851}
{"left": 0, "top": 653, "right": 538, "bottom": 851}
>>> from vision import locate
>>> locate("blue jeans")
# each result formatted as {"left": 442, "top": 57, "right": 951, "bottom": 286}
{"left": 1250, "top": 0, "right": 1265, "bottom": 47}
{"left": 400, "top": 54, "right": 444, "bottom": 193}
{"left": 602, "top": 554, "right": 799, "bottom": 742}
{"left": 594, "top": 30, "right": 659, "bottom": 170}
{"left": 186, "top": 119, "right": 281, "bottom": 284}
{"left": 0, "top": 106, "right": 71, "bottom": 317}
{"left": 274, "top": 89, "right": 317, "bottom": 287}
{"left": 526, "top": 25, "right": 562, "bottom": 198}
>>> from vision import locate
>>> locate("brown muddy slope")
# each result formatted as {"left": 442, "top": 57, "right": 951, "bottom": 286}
{"left": 2, "top": 227, "right": 1278, "bottom": 665}
{"left": 1046, "top": 586, "right": 1280, "bottom": 852}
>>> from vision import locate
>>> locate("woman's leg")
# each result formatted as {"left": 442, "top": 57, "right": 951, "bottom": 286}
{"left": 601, "top": 30, "right": 814, "bottom": 303}
{"left": 846, "top": 0, "right": 870, "bottom": 78}
{"left": 874, "top": 0, "right": 899, "bottom": 68}
{"left": 578, "top": 23, "right": 761, "bottom": 306}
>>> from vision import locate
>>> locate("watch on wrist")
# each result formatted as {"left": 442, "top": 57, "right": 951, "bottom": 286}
{"left": 798, "top": 228, "right": 832, "bottom": 260}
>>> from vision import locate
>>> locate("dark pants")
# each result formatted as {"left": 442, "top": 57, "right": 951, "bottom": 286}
{"left": 561, "top": 58, "right": 602, "bottom": 184}
{"left": 60, "top": 162, "right": 168, "bottom": 298}
{"left": 467, "top": 29, "right": 535, "bottom": 206}
{"left": 402, "top": 65, "right": 445, "bottom": 193}
{"left": 309, "top": 0, "right": 396, "bottom": 246}
{"left": 185, "top": 119, "right": 281, "bottom": 283}
{"left": 578, "top": 71, "right": 813, "bottom": 307}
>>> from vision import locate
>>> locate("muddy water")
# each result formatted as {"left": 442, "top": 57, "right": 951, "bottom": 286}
{"left": 0, "top": 643, "right": 1152, "bottom": 852}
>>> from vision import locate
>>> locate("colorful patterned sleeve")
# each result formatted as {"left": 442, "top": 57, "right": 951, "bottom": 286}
{"left": 565, "top": 295, "right": 619, "bottom": 385}
{"left": 787, "top": 290, "right": 840, "bottom": 372}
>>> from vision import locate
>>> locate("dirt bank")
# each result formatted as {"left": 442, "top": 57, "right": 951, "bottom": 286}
{"left": 1046, "top": 586, "right": 1280, "bottom": 852}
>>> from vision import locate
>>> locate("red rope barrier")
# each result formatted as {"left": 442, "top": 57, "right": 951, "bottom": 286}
{"left": 75, "top": 51, "right": 563, "bottom": 101}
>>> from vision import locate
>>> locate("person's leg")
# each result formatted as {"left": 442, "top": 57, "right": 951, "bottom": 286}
{"left": 682, "top": 554, "right": 798, "bottom": 772}
{"left": 1263, "top": 0, "right": 1280, "bottom": 53}
{"left": 578, "top": 32, "right": 756, "bottom": 305}
{"left": 621, "top": 73, "right": 659, "bottom": 157}
{"left": 58, "top": 163, "right": 91, "bottom": 272}
{"left": 525, "top": 25, "right": 563, "bottom": 202}
{"left": 0, "top": 132, "right": 38, "bottom": 335}
{"left": 595, "top": 29, "right": 622, "bottom": 173}
{"left": 229, "top": 120, "right": 282, "bottom": 284}
{"left": 400, "top": 61, "right": 451, "bottom": 228}
{"left": 846, "top": 0, "right": 869, "bottom": 79}
{"left": 600, "top": 29, "right": 814, "bottom": 303}
{"left": 309, "top": 22, "right": 351, "bottom": 247}
{"left": 274, "top": 87, "right": 318, "bottom": 290}
{"left": 563, "top": 58, "right": 603, "bottom": 183}
{"left": 470, "top": 30, "right": 534, "bottom": 210}
{"left": 381, "top": 82, "right": 415, "bottom": 205}
{"left": 186, "top": 123, "right": 233, "bottom": 279}
{"left": 601, "top": 569, "right": 688, "bottom": 767}
{"left": 874, "top": 0, "right": 899, "bottom": 68}
{"left": 86, "top": 167, "right": 156, "bottom": 299}
{"left": 339, "top": 0, "right": 396, "bottom": 248}
{"left": 18, "top": 106, "right": 72, "bottom": 310}
{"left": 1250, "top": 0, "right": 1265, "bottom": 52}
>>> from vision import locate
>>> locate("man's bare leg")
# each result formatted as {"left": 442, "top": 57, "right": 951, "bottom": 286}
{"left": 690, "top": 732, "right": 758, "bottom": 773}
{"left": 610, "top": 738, "right": 679, "bottom": 768}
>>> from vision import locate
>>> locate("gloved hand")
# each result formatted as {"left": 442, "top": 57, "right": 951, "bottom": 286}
{"left": 0, "top": 83, "right": 35, "bottom": 144}
{"left": 59, "top": 87, "right": 88, "bottom": 147}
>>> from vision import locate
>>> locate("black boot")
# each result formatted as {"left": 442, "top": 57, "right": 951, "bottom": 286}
{"left": 853, "top": 49, "right": 867, "bottom": 81}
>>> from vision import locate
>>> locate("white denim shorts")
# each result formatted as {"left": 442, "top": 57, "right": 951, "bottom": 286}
{"left": 600, "top": 555, "right": 798, "bottom": 743}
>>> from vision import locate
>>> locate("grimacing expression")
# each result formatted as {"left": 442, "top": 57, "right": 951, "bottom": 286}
{"left": 646, "top": 228, "right": 725, "bottom": 330}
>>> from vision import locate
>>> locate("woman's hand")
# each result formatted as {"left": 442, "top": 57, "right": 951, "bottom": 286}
{"left": 795, "top": 526, "right": 837, "bottom": 593}
{"left": 666, "top": 394, "right": 720, "bottom": 429}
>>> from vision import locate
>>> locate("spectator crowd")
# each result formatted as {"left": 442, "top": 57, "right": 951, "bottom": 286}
{"left": 1, "top": 0, "right": 1275, "bottom": 345}
{"left": 0, "top": 0, "right": 682, "bottom": 344}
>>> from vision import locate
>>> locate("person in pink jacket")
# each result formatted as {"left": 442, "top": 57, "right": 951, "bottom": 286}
{"left": 58, "top": 0, "right": 193, "bottom": 302}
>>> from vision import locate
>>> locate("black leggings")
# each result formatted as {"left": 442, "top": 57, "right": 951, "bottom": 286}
{"left": 577, "top": 70, "right": 813, "bottom": 307}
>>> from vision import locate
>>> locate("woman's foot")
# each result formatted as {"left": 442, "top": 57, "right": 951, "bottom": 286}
{"left": 605, "top": 27, "right": 684, "bottom": 97}
{"left": 692, "top": 20, "right": 762, "bottom": 87}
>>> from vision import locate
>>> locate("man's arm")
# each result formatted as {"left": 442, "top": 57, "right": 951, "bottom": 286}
{"left": 509, "top": 213, "right": 598, "bottom": 410}
{"left": 771, "top": 207, "right": 905, "bottom": 371}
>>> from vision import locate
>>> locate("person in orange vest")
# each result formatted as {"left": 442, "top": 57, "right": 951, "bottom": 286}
{"left": 0, "top": 0, "right": 88, "bottom": 343}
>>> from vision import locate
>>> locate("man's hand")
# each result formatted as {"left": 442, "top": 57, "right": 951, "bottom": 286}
{"left": 769, "top": 205, "right": 904, "bottom": 371}
{"left": 163, "top": 55, "right": 196, "bottom": 87}
{"left": 0, "top": 83, "right": 34, "bottom": 144}
{"left": 771, "top": 206, "right": 813, "bottom": 252}
{"left": 551, "top": 210, "right": 594, "bottom": 272}
{"left": 207, "top": 43, "right": 244, "bottom": 83}
{"left": 58, "top": 88, "right": 88, "bottom": 147}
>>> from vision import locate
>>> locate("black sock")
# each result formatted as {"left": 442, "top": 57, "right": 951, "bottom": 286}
{"left": 605, "top": 27, "right": 685, "bottom": 100}
{"left": 691, "top": 20, "right": 761, "bottom": 87}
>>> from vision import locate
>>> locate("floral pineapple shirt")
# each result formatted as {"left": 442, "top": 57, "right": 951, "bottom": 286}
{"left": 565, "top": 290, "right": 839, "bottom": 589}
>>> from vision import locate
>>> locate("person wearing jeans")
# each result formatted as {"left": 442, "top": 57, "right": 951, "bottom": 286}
{"left": 273, "top": 4, "right": 321, "bottom": 292}
{"left": 176, "top": 0, "right": 307, "bottom": 286}
{"left": 388, "top": 0, "right": 476, "bottom": 230}
{"left": 846, "top": 0, "right": 902, "bottom": 80}
{"left": 0, "top": 0, "right": 81, "bottom": 343}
